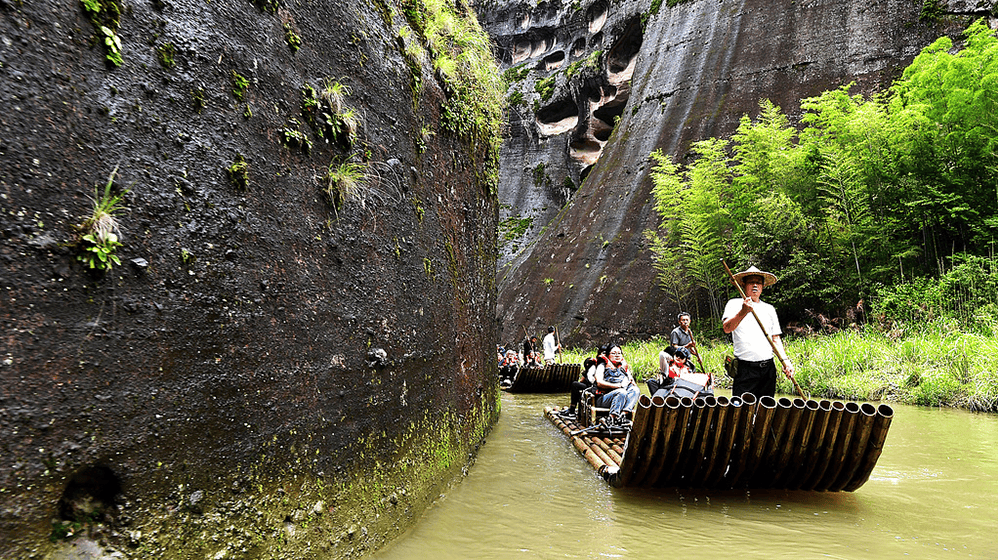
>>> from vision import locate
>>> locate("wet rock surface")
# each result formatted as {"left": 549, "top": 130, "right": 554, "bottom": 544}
{"left": 0, "top": 0, "right": 499, "bottom": 557}
{"left": 481, "top": 0, "right": 988, "bottom": 343}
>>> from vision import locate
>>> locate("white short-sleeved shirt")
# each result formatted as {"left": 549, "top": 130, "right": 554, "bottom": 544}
{"left": 722, "top": 298, "right": 781, "bottom": 361}
{"left": 543, "top": 332, "right": 557, "bottom": 361}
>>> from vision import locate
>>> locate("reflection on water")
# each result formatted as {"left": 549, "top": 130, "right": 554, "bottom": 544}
{"left": 371, "top": 392, "right": 998, "bottom": 559}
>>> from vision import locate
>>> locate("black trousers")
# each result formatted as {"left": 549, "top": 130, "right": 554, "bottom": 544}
{"left": 569, "top": 380, "right": 591, "bottom": 409}
{"left": 499, "top": 365, "right": 518, "bottom": 383}
{"left": 646, "top": 377, "right": 669, "bottom": 395}
{"left": 732, "top": 358, "right": 776, "bottom": 398}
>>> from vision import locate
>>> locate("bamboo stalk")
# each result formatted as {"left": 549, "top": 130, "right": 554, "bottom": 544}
{"left": 620, "top": 395, "right": 665, "bottom": 486}
{"left": 746, "top": 397, "right": 794, "bottom": 488}
{"left": 656, "top": 396, "right": 693, "bottom": 487}
{"left": 617, "top": 395, "right": 655, "bottom": 487}
{"left": 587, "top": 434, "right": 623, "bottom": 466}
{"left": 801, "top": 400, "right": 846, "bottom": 490}
{"left": 671, "top": 397, "right": 706, "bottom": 487}
{"left": 773, "top": 398, "right": 814, "bottom": 488}
{"left": 843, "top": 403, "right": 894, "bottom": 492}
{"left": 723, "top": 392, "right": 763, "bottom": 488}
{"left": 827, "top": 402, "right": 877, "bottom": 491}
{"left": 601, "top": 436, "right": 626, "bottom": 457}
{"left": 585, "top": 434, "right": 618, "bottom": 467}
{"left": 634, "top": 396, "right": 678, "bottom": 486}
{"left": 813, "top": 401, "right": 860, "bottom": 491}
{"left": 704, "top": 396, "right": 740, "bottom": 488}
{"left": 787, "top": 399, "right": 832, "bottom": 489}
{"left": 573, "top": 436, "right": 609, "bottom": 471}
{"left": 687, "top": 396, "right": 720, "bottom": 487}
{"left": 698, "top": 396, "right": 730, "bottom": 488}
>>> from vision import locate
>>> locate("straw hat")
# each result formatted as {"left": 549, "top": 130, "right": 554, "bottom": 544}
{"left": 732, "top": 265, "right": 778, "bottom": 287}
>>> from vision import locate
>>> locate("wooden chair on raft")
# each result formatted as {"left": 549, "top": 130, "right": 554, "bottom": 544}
{"left": 578, "top": 386, "right": 611, "bottom": 427}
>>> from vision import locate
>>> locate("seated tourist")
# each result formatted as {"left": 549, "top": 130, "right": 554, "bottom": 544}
{"left": 653, "top": 347, "right": 712, "bottom": 398}
{"left": 558, "top": 344, "right": 609, "bottom": 419}
{"left": 498, "top": 349, "right": 519, "bottom": 387}
{"left": 523, "top": 336, "right": 543, "bottom": 368}
{"left": 594, "top": 345, "right": 640, "bottom": 424}
{"left": 647, "top": 345, "right": 677, "bottom": 395}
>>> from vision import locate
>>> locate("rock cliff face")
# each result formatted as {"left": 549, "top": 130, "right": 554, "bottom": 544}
{"left": 481, "top": 0, "right": 990, "bottom": 344}
{"left": 0, "top": 0, "right": 499, "bottom": 557}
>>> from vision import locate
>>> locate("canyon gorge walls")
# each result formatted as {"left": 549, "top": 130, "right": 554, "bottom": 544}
{"left": 481, "top": 0, "right": 992, "bottom": 345}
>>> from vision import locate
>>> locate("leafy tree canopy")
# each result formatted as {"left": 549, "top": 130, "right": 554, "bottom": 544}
{"left": 647, "top": 20, "right": 998, "bottom": 325}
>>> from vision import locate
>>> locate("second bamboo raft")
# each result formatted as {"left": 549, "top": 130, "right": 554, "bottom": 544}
{"left": 503, "top": 363, "right": 581, "bottom": 393}
{"left": 545, "top": 392, "right": 893, "bottom": 491}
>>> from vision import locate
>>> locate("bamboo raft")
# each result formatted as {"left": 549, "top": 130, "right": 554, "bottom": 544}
{"left": 502, "top": 363, "right": 581, "bottom": 393}
{"left": 544, "top": 392, "right": 893, "bottom": 491}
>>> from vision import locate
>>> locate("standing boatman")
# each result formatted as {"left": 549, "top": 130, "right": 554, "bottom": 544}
{"left": 670, "top": 312, "right": 695, "bottom": 351}
{"left": 542, "top": 326, "right": 561, "bottom": 365}
{"left": 722, "top": 266, "right": 795, "bottom": 398}
{"left": 669, "top": 312, "right": 699, "bottom": 372}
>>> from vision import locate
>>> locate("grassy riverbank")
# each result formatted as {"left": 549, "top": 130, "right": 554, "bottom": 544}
{"left": 562, "top": 327, "right": 998, "bottom": 412}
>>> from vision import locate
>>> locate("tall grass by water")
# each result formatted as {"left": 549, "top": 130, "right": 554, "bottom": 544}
{"left": 560, "top": 326, "right": 998, "bottom": 412}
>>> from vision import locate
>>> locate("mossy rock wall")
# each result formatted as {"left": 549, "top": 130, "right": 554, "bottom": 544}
{"left": 0, "top": 0, "right": 500, "bottom": 557}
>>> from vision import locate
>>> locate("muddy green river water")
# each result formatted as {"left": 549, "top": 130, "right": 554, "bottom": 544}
{"left": 372, "top": 391, "right": 998, "bottom": 559}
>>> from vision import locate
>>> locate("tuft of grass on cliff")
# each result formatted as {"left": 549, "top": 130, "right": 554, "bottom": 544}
{"left": 400, "top": 0, "right": 506, "bottom": 184}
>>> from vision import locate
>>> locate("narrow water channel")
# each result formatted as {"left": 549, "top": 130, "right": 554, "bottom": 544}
{"left": 372, "top": 391, "right": 998, "bottom": 559}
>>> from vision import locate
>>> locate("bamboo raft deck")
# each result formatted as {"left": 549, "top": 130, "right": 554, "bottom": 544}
{"left": 544, "top": 392, "right": 893, "bottom": 491}
{"left": 502, "top": 363, "right": 581, "bottom": 393}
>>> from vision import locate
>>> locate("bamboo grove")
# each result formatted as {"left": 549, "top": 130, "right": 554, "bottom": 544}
{"left": 646, "top": 20, "right": 998, "bottom": 332}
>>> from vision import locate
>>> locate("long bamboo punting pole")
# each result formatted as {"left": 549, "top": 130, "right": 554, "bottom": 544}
{"left": 843, "top": 403, "right": 894, "bottom": 492}
{"left": 555, "top": 325, "right": 562, "bottom": 363}
{"left": 721, "top": 260, "right": 807, "bottom": 400}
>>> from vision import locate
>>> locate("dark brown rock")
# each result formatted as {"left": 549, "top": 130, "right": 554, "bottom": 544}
{"left": 0, "top": 0, "right": 499, "bottom": 557}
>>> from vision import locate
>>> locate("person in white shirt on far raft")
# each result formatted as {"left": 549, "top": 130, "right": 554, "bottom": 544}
{"left": 542, "top": 325, "right": 561, "bottom": 365}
